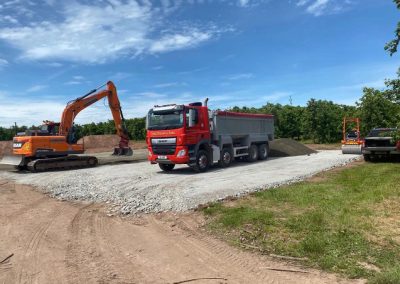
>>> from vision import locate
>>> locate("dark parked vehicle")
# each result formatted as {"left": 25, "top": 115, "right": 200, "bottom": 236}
{"left": 362, "top": 128, "right": 400, "bottom": 161}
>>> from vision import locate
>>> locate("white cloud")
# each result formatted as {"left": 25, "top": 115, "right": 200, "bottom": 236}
{"left": 64, "top": 81, "right": 82, "bottom": 85}
{"left": 296, "top": 0, "right": 310, "bottom": 6}
{"left": 154, "top": 82, "right": 186, "bottom": 88}
{"left": 306, "top": 0, "right": 330, "bottom": 16}
{"left": 1, "top": 15, "right": 18, "bottom": 24}
{"left": 26, "top": 84, "right": 47, "bottom": 93}
{"left": 0, "top": 1, "right": 228, "bottom": 64}
{"left": 0, "top": 100, "right": 65, "bottom": 127}
{"left": 238, "top": 0, "right": 250, "bottom": 7}
{"left": 0, "top": 58, "right": 8, "bottom": 69}
{"left": 225, "top": 73, "right": 254, "bottom": 80}
{"left": 297, "top": 0, "right": 353, "bottom": 16}
{"left": 149, "top": 29, "right": 214, "bottom": 53}
{"left": 46, "top": 62, "right": 63, "bottom": 67}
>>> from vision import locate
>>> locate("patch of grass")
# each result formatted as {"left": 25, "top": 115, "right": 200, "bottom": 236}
{"left": 202, "top": 162, "right": 400, "bottom": 282}
{"left": 369, "top": 266, "right": 400, "bottom": 284}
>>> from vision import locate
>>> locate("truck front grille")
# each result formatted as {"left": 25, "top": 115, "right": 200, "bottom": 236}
{"left": 365, "top": 139, "right": 394, "bottom": 147}
{"left": 152, "top": 144, "right": 176, "bottom": 155}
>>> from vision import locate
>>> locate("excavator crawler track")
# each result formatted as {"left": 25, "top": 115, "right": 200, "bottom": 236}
{"left": 27, "top": 155, "right": 98, "bottom": 173}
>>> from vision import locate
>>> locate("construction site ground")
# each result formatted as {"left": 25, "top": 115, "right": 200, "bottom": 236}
{"left": 0, "top": 138, "right": 362, "bottom": 283}
{"left": 0, "top": 180, "right": 362, "bottom": 284}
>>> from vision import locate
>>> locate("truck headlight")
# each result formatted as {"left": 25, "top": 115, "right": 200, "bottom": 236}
{"left": 177, "top": 149, "right": 186, "bottom": 157}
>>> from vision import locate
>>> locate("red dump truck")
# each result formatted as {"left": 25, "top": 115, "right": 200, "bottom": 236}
{"left": 146, "top": 99, "right": 275, "bottom": 172}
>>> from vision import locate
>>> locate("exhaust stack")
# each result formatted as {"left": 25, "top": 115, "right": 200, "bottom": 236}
{"left": 204, "top": 98, "right": 209, "bottom": 107}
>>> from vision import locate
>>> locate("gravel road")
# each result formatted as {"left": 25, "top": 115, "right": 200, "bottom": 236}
{"left": 0, "top": 150, "right": 360, "bottom": 214}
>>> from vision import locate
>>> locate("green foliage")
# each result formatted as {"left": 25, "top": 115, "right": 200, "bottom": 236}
{"left": 0, "top": 125, "right": 29, "bottom": 140}
{"left": 203, "top": 163, "right": 400, "bottom": 280}
{"left": 357, "top": 87, "right": 400, "bottom": 135}
{"left": 385, "top": 0, "right": 400, "bottom": 56}
{"left": 0, "top": 118, "right": 146, "bottom": 141}
{"left": 73, "top": 117, "right": 146, "bottom": 140}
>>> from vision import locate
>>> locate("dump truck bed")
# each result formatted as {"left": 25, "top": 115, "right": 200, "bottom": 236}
{"left": 211, "top": 111, "right": 274, "bottom": 143}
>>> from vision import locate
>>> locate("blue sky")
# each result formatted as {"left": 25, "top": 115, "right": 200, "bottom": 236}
{"left": 0, "top": 0, "right": 399, "bottom": 127}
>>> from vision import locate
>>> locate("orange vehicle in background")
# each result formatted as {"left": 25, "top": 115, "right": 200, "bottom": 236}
{"left": 2, "top": 81, "right": 132, "bottom": 172}
{"left": 341, "top": 117, "right": 363, "bottom": 155}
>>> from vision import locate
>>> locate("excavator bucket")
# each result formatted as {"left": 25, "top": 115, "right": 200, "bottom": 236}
{"left": 341, "top": 144, "right": 362, "bottom": 155}
{"left": 112, "top": 147, "right": 133, "bottom": 156}
{"left": 0, "top": 155, "right": 24, "bottom": 166}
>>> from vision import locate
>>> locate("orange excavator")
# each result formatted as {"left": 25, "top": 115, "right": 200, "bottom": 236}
{"left": 1, "top": 81, "right": 132, "bottom": 172}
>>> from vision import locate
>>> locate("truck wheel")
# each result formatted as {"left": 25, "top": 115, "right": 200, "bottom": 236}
{"left": 219, "top": 148, "right": 232, "bottom": 168}
{"left": 192, "top": 150, "right": 209, "bottom": 173}
{"left": 258, "top": 144, "right": 268, "bottom": 160}
{"left": 246, "top": 145, "right": 258, "bottom": 162}
{"left": 363, "top": 154, "right": 370, "bottom": 162}
{"left": 159, "top": 163, "right": 175, "bottom": 172}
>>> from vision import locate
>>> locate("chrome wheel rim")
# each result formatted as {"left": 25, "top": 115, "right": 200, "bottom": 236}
{"left": 223, "top": 152, "right": 231, "bottom": 164}
{"left": 199, "top": 155, "right": 208, "bottom": 169}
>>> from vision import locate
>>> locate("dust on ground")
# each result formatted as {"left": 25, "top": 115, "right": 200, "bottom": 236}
{"left": 0, "top": 179, "right": 361, "bottom": 284}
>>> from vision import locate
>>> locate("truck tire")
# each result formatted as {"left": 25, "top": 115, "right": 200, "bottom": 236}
{"left": 363, "top": 154, "right": 370, "bottom": 162}
{"left": 219, "top": 148, "right": 232, "bottom": 168}
{"left": 159, "top": 163, "right": 175, "bottom": 172}
{"left": 258, "top": 144, "right": 268, "bottom": 160}
{"left": 245, "top": 144, "right": 258, "bottom": 162}
{"left": 192, "top": 150, "right": 209, "bottom": 173}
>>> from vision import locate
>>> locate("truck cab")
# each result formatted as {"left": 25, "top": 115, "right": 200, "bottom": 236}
{"left": 146, "top": 102, "right": 211, "bottom": 172}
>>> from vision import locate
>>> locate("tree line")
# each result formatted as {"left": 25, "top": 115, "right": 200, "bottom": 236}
{"left": 0, "top": 75, "right": 399, "bottom": 144}
{"left": 230, "top": 73, "right": 400, "bottom": 143}
{"left": 0, "top": 118, "right": 146, "bottom": 142}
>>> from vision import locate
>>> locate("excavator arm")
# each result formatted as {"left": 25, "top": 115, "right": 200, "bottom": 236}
{"left": 59, "top": 81, "right": 132, "bottom": 155}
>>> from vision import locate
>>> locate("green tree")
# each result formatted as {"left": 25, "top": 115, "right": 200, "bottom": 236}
{"left": 304, "top": 99, "right": 343, "bottom": 143}
{"left": 357, "top": 87, "right": 400, "bottom": 135}
{"left": 385, "top": 0, "right": 400, "bottom": 55}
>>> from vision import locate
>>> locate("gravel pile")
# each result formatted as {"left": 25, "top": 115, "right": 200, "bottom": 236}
{"left": 0, "top": 151, "right": 360, "bottom": 214}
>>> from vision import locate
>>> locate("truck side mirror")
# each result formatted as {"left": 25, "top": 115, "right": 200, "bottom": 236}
{"left": 188, "top": 109, "right": 196, "bottom": 127}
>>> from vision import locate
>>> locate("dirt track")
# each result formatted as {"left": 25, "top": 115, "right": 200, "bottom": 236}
{"left": 0, "top": 180, "right": 359, "bottom": 284}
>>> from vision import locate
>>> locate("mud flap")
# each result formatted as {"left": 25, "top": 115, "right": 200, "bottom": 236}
{"left": 0, "top": 155, "right": 24, "bottom": 166}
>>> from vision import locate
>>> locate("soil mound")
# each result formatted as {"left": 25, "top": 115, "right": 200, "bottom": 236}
{"left": 77, "top": 135, "right": 147, "bottom": 153}
{"left": 269, "top": 138, "right": 316, "bottom": 157}
{"left": 0, "top": 141, "right": 12, "bottom": 158}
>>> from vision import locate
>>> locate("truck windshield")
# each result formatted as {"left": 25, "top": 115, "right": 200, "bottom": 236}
{"left": 147, "top": 110, "right": 184, "bottom": 130}
{"left": 368, "top": 129, "right": 397, "bottom": 137}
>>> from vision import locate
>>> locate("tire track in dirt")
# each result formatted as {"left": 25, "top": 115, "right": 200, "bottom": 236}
{"left": 16, "top": 207, "right": 64, "bottom": 284}
{"left": 65, "top": 203, "right": 99, "bottom": 284}
{"left": 150, "top": 215, "right": 345, "bottom": 284}
{"left": 66, "top": 204, "right": 142, "bottom": 284}
{"left": 94, "top": 213, "right": 151, "bottom": 283}
{"left": 148, "top": 217, "right": 252, "bottom": 284}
